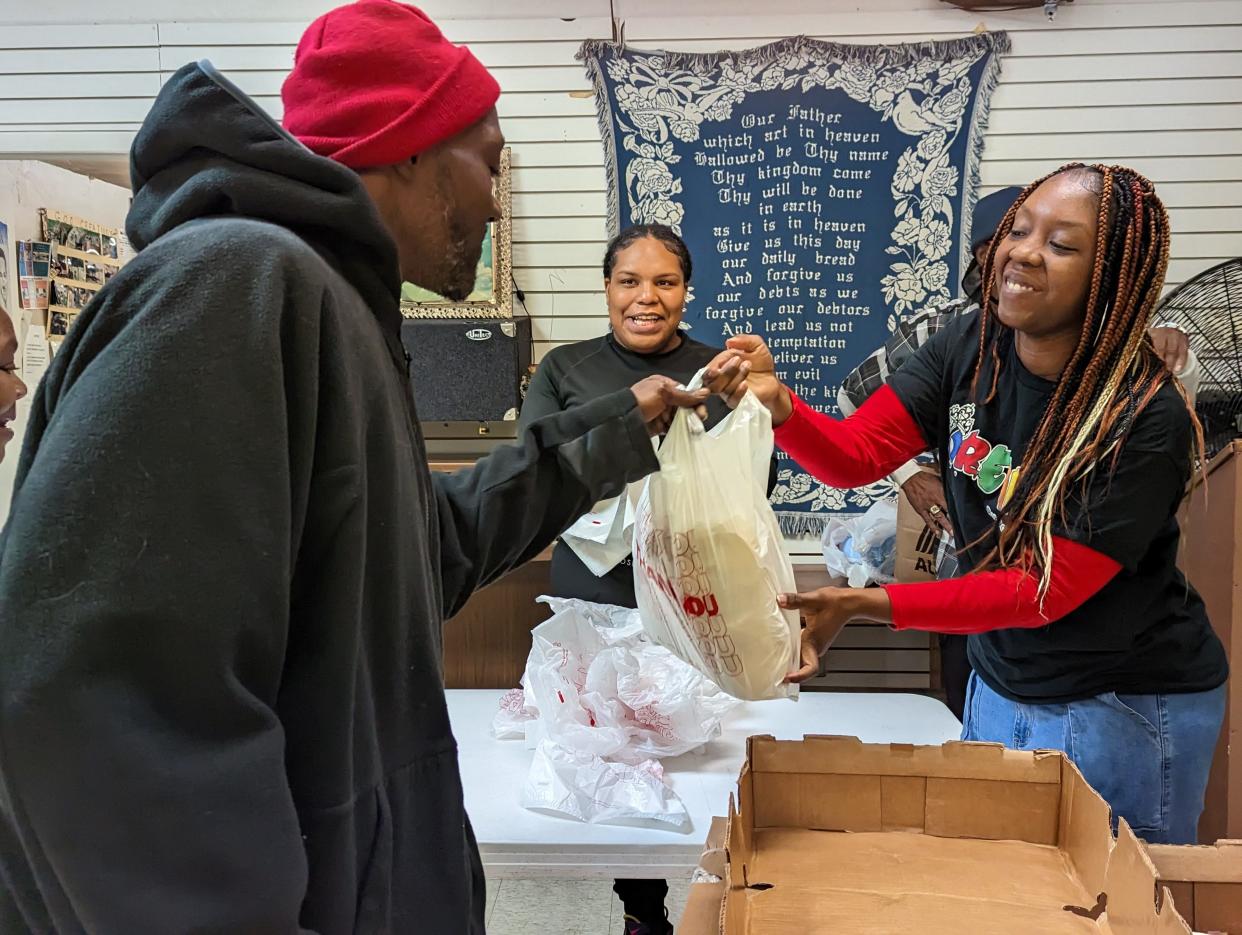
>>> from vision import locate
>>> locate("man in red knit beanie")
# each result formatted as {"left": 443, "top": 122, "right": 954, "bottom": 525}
{"left": 0, "top": 3, "right": 720, "bottom": 934}
{"left": 283, "top": 0, "right": 506, "bottom": 303}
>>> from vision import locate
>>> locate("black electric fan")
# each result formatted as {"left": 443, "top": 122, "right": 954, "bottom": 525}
{"left": 1153, "top": 258, "right": 1242, "bottom": 459}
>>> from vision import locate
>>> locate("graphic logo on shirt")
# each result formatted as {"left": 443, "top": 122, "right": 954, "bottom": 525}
{"left": 948, "top": 403, "right": 1022, "bottom": 509}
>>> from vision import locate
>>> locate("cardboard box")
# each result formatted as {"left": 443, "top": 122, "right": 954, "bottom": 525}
{"left": 894, "top": 479, "right": 941, "bottom": 583}
{"left": 1148, "top": 840, "right": 1242, "bottom": 933}
{"left": 683, "top": 736, "right": 1191, "bottom": 934}
{"left": 680, "top": 817, "right": 727, "bottom": 933}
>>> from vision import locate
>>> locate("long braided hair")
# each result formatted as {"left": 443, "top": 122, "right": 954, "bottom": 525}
{"left": 969, "top": 163, "right": 1203, "bottom": 595}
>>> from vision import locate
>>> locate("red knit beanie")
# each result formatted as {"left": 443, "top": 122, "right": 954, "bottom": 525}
{"left": 282, "top": 0, "right": 501, "bottom": 169}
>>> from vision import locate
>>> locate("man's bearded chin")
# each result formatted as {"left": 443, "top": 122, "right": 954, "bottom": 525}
{"left": 439, "top": 227, "right": 483, "bottom": 301}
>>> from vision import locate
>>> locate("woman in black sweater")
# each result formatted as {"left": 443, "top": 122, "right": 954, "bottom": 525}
{"left": 520, "top": 224, "right": 773, "bottom": 935}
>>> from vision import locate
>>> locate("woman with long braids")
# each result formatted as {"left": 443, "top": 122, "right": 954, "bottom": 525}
{"left": 705, "top": 163, "right": 1227, "bottom": 844}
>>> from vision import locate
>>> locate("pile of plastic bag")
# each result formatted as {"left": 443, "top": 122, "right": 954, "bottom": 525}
{"left": 493, "top": 596, "right": 740, "bottom": 829}
{"left": 822, "top": 497, "right": 898, "bottom": 588}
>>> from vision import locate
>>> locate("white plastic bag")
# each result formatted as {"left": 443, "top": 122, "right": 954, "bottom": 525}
{"left": 561, "top": 451, "right": 654, "bottom": 577}
{"left": 633, "top": 376, "right": 800, "bottom": 701}
{"left": 821, "top": 498, "right": 898, "bottom": 588}
{"left": 522, "top": 740, "right": 689, "bottom": 829}
{"left": 519, "top": 597, "right": 738, "bottom": 762}
{"left": 492, "top": 687, "right": 537, "bottom": 740}
{"left": 521, "top": 598, "right": 637, "bottom": 760}
{"left": 582, "top": 631, "right": 739, "bottom": 761}
{"left": 561, "top": 495, "right": 629, "bottom": 576}
{"left": 500, "top": 597, "right": 740, "bottom": 827}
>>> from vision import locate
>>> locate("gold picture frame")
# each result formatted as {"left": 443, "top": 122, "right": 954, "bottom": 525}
{"left": 399, "top": 146, "right": 513, "bottom": 320}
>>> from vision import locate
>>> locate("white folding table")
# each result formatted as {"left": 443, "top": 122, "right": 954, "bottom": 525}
{"left": 448, "top": 688, "right": 961, "bottom": 879}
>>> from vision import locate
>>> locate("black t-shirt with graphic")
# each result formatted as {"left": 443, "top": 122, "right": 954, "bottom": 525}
{"left": 888, "top": 308, "right": 1227, "bottom": 703}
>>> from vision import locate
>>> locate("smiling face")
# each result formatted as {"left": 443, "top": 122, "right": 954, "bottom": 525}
{"left": 605, "top": 237, "right": 688, "bottom": 354}
{"left": 992, "top": 171, "right": 1101, "bottom": 341}
{"left": 0, "top": 309, "right": 28, "bottom": 461}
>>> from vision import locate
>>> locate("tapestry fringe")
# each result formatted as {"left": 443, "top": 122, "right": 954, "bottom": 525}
{"left": 579, "top": 31, "right": 1011, "bottom": 75}
{"left": 777, "top": 512, "right": 830, "bottom": 540}
{"left": 576, "top": 43, "right": 624, "bottom": 238}
{"left": 958, "top": 32, "right": 1011, "bottom": 286}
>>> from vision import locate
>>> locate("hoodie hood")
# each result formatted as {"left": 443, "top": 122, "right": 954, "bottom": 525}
{"left": 128, "top": 61, "right": 402, "bottom": 328}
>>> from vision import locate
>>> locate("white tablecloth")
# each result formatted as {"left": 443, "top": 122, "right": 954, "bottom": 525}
{"left": 447, "top": 688, "right": 961, "bottom": 878}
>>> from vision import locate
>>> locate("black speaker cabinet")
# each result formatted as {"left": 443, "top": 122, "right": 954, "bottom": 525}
{"left": 399, "top": 316, "right": 533, "bottom": 422}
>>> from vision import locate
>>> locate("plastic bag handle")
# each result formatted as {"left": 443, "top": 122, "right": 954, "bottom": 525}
{"left": 678, "top": 368, "right": 709, "bottom": 436}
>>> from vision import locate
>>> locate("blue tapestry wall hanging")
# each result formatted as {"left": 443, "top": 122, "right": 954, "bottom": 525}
{"left": 579, "top": 33, "right": 1009, "bottom": 536}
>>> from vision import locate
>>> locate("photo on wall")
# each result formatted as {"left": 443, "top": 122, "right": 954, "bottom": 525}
{"left": 17, "top": 241, "right": 52, "bottom": 311}
{"left": 40, "top": 210, "right": 123, "bottom": 272}
{"left": 49, "top": 310, "right": 73, "bottom": 338}
{"left": 19, "top": 278, "right": 49, "bottom": 311}
{"left": 17, "top": 241, "right": 51, "bottom": 280}
{"left": 0, "top": 220, "right": 9, "bottom": 316}
{"left": 51, "top": 281, "right": 97, "bottom": 311}
{"left": 52, "top": 253, "right": 87, "bottom": 282}
{"left": 44, "top": 216, "right": 103, "bottom": 256}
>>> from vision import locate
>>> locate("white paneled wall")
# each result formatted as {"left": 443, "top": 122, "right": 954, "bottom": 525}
{"left": 1, "top": 1, "right": 1239, "bottom": 364}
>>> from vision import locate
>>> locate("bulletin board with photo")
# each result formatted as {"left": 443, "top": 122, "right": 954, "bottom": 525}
{"left": 40, "top": 209, "right": 125, "bottom": 345}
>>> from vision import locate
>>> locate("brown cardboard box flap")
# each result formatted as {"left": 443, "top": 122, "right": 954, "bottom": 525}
{"left": 678, "top": 817, "right": 729, "bottom": 935}
{"left": 1148, "top": 839, "right": 1242, "bottom": 933}
{"left": 1148, "top": 840, "right": 1242, "bottom": 884}
{"left": 748, "top": 735, "right": 1063, "bottom": 783}
{"left": 1060, "top": 755, "right": 1116, "bottom": 901}
{"left": 680, "top": 881, "right": 726, "bottom": 934}
{"left": 714, "top": 736, "right": 1193, "bottom": 933}
{"left": 1103, "top": 821, "right": 1189, "bottom": 933}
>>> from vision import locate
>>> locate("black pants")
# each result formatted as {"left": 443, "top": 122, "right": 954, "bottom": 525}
{"left": 939, "top": 633, "right": 971, "bottom": 722}
{"left": 550, "top": 546, "right": 671, "bottom": 928}
{"left": 614, "top": 878, "right": 669, "bottom": 929}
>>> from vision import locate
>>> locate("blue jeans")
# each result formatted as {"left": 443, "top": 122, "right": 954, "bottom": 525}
{"left": 961, "top": 672, "right": 1226, "bottom": 844}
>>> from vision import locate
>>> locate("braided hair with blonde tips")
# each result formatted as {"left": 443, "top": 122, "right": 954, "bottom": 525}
{"left": 966, "top": 163, "right": 1203, "bottom": 595}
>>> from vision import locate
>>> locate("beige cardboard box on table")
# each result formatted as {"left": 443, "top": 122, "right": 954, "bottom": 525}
{"left": 894, "top": 472, "right": 943, "bottom": 584}
{"left": 680, "top": 736, "right": 1195, "bottom": 933}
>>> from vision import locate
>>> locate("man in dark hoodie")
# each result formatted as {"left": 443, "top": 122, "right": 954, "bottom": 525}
{"left": 0, "top": 3, "right": 721, "bottom": 933}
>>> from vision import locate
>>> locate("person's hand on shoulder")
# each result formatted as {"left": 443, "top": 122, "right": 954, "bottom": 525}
{"left": 1149, "top": 325, "right": 1189, "bottom": 375}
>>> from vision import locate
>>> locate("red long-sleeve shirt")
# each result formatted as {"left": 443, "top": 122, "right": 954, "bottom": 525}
{"left": 774, "top": 386, "right": 1121, "bottom": 633}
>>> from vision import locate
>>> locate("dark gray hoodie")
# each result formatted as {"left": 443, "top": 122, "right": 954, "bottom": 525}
{"left": 0, "top": 62, "right": 658, "bottom": 934}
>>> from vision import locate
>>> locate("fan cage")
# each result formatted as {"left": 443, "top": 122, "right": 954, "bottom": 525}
{"left": 1154, "top": 258, "right": 1242, "bottom": 459}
